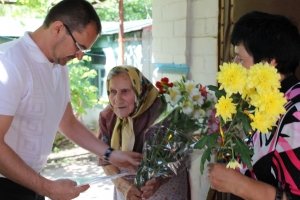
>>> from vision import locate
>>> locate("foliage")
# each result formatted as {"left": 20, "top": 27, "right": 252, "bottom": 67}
{"left": 194, "top": 62, "right": 287, "bottom": 174}
{"left": 68, "top": 56, "right": 100, "bottom": 118}
{"left": 94, "top": 0, "right": 152, "bottom": 21}
{"left": 0, "top": 0, "right": 152, "bottom": 21}
{"left": 0, "top": 0, "right": 57, "bottom": 18}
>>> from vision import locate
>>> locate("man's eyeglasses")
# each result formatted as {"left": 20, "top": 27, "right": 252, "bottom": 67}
{"left": 63, "top": 24, "right": 90, "bottom": 53}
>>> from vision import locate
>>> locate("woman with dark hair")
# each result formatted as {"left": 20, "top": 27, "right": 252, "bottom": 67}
{"left": 206, "top": 11, "right": 300, "bottom": 200}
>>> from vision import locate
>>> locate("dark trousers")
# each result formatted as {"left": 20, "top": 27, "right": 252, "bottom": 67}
{"left": 0, "top": 178, "right": 45, "bottom": 200}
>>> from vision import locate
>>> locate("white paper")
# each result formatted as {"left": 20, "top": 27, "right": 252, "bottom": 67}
{"left": 75, "top": 172, "right": 135, "bottom": 187}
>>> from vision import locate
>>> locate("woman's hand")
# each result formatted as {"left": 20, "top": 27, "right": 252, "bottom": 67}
{"left": 124, "top": 183, "right": 142, "bottom": 200}
{"left": 114, "top": 177, "right": 142, "bottom": 200}
{"left": 206, "top": 162, "right": 241, "bottom": 193}
{"left": 140, "top": 177, "right": 169, "bottom": 199}
{"left": 206, "top": 162, "right": 279, "bottom": 200}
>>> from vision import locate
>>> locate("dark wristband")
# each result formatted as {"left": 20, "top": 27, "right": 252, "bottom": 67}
{"left": 275, "top": 188, "right": 283, "bottom": 200}
{"left": 103, "top": 147, "right": 114, "bottom": 161}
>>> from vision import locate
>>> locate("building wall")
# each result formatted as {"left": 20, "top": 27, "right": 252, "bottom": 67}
{"left": 151, "top": 0, "right": 219, "bottom": 199}
{"left": 152, "top": 0, "right": 218, "bottom": 86}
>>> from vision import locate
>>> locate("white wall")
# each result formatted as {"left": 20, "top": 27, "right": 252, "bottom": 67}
{"left": 151, "top": 0, "right": 219, "bottom": 199}
{"left": 152, "top": 0, "right": 218, "bottom": 86}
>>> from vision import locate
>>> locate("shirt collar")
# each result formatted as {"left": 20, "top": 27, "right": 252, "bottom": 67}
{"left": 22, "top": 32, "right": 55, "bottom": 65}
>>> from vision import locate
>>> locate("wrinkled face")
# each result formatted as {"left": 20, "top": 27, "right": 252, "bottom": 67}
{"left": 233, "top": 44, "right": 254, "bottom": 69}
{"left": 108, "top": 73, "right": 136, "bottom": 118}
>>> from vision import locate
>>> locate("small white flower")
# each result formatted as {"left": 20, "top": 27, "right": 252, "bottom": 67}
{"left": 226, "top": 159, "right": 242, "bottom": 169}
{"left": 164, "top": 87, "right": 182, "bottom": 106}
{"left": 184, "top": 80, "right": 197, "bottom": 94}
{"left": 193, "top": 108, "right": 206, "bottom": 119}
{"left": 164, "top": 87, "right": 181, "bottom": 106}
{"left": 207, "top": 92, "right": 217, "bottom": 105}
{"left": 180, "top": 101, "right": 194, "bottom": 115}
{"left": 189, "top": 90, "right": 204, "bottom": 106}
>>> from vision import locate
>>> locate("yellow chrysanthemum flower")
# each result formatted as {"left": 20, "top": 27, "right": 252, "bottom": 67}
{"left": 215, "top": 95, "right": 237, "bottom": 121}
{"left": 247, "top": 63, "right": 281, "bottom": 95}
{"left": 226, "top": 158, "right": 242, "bottom": 169}
{"left": 217, "top": 63, "right": 248, "bottom": 95}
{"left": 250, "top": 89, "right": 287, "bottom": 118}
{"left": 241, "top": 87, "right": 257, "bottom": 101}
{"left": 249, "top": 110, "right": 275, "bottom": 134}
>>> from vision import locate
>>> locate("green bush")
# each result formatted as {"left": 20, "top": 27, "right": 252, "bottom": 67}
{"left": 68, "top": 56, "right": 100, "bottom": 119}
{"left": 52, "top": 56, "right": 101, "bottom": 151}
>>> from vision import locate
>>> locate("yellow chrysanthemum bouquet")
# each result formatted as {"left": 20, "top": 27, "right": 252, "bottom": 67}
{"left": 194, "top": 62, "right": 287, "bottom": 173}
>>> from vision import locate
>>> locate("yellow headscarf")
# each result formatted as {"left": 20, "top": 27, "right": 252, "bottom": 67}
{"left": 107, "top": 65, "right": 158, "bottom": 151}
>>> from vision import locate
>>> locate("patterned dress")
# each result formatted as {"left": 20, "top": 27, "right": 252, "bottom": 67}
{"left": 241, "top": 75, "right": 300, "bottom": 199}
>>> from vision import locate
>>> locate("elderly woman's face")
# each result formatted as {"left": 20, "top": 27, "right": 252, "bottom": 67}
{"left": 108, "top": 73, "right": 136, "bottom": 118}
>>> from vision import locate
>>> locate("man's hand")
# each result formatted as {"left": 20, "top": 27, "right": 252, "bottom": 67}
{"left": 109, "top": 151, "right": 142, "bottom": 171}
{"left": 44, "top": 179, "right": 90, "bottom": 200}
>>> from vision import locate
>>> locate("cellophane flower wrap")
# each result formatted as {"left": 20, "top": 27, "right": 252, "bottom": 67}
{"left": 134, "top": 76, "right": 215, "bottom": 189}
{"left": 194, "top": 62, "right": 287, "bottom": 173}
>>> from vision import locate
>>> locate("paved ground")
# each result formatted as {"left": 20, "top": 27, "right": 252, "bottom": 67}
{"left": 41, "top": 147, "right": 114, "bottom": 200}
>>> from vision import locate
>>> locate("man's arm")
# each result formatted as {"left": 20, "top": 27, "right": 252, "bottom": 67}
{"left": 0, "top": 114, "right": 89, "bottom": 200}
{"left": 58, "top": 103, "right": 141, "bottom": 169}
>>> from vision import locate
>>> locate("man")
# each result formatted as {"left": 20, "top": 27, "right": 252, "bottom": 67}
{"left": 206, "top": 11, "right": 300, "bottom": 200}
{"left": 0, "top": 0, "right": 141, "bottom": 199}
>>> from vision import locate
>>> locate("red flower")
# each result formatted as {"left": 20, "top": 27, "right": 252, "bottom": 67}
{"left": 199, "top": 84, "right": 208, "bottom": 97}
{"left": 156, "top": 77, "right": 174, "bottom": 94}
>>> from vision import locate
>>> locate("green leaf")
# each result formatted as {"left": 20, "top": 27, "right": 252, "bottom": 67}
{"left": 207, "top": 85, "right": 226, "bottom": 98}
{"left": 232, "top": 137, "right": 253, "bottom": 169}
{"left": 242, "top": 114, "right": 251, "bottom": 135}
{"left": 200, "top": 147, "right": 213, "bottom": 174}
{"left": 194, "top": 132, "right": 219, "bottom": 149}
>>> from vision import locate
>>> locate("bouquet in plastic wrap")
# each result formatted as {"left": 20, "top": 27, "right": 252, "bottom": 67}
{"left": 134, "top": 76, "right": 216, "bottom": 189}
{"left": 194, "top": 62, "right": 287, "bottom": 174}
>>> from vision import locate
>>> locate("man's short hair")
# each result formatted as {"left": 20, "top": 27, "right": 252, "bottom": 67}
{"left": 44, "top": 0, "right": 101, "bottom": 35}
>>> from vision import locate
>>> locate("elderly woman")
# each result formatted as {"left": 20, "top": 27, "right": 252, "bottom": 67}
{"left": 98, "top": 65, "right": 189, "bottom": 200}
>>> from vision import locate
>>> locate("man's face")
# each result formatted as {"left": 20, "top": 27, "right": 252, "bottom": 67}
{"left": 53, "top": 23, "right": 98, "bottom": 65}
{"left": 233, "top": 44, "right": 254, "bottom": 69}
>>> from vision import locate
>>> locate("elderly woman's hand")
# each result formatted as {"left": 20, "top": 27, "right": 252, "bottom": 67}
{"left": 114, "top": 177, "right": 142, "bottom": 200}
{"left": 124, "top": 183, "right": 142, "bottom": 200}
{"left": 140, "top": 177, "right": 169, "bottom": 199}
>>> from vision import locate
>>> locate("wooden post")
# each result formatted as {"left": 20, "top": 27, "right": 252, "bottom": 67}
{"left": 118, "top": 0, "right": 124, "bottom": 65}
